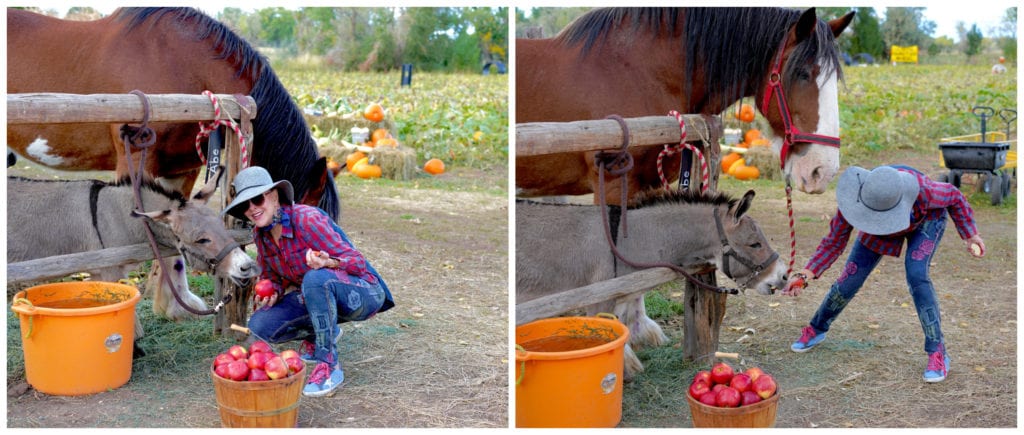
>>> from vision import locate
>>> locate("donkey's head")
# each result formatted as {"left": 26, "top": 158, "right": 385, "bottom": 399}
{"left": 133, "top": 167, "right": 260, "bottom": 286}
{"left": 714, "top": 190, "right": 787, "bottom": 295}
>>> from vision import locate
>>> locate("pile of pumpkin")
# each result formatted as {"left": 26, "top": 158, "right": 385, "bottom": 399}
{"left": 721, "top": 129, "right": 769, "bottom": 181}
{"left": 326, "top": 103, "right": 446, "bottom": 179}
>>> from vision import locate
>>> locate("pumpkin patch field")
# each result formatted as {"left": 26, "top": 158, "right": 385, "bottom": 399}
{"left": 6, "top": 69, "right": 508, "bottom": 428}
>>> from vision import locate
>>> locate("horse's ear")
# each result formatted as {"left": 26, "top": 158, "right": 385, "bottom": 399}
{"left": 829, "top": 11, "right": 856, "bottom": 38}
{"left": 298, "top": 157, "right": 329, "bottom": 207}
{"left": 730, "top": 190, "right": 756, "bottom": 220}
{"left": 192, "top": 165, "right": 224, "bottom": 205}
{"left": 795, "top": 8, "right": 819, "bottom": 42}
{"left": 132, "top": 209, "right": 172, "bottom": 223}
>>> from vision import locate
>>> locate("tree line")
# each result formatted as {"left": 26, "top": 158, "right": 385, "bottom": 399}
{"left": 41, "top": 7, "right": 510, "bottom": 73}
{"left": 516, "top": 7, "right": 1017, "bottom": 64}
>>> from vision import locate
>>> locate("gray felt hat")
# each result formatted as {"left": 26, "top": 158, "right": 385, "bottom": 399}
{"left": 222, "top": 166, "right": 294, "bottom": 220}
{"left": 835, "top": 166, "right": 920, "bottom": 235}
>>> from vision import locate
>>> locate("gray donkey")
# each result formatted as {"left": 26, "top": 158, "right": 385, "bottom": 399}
{"left": 7, "top": 168, "right": 260, "bottom": 330}
{"left": 517, "top": 189, "right": 787, "bottom": 380}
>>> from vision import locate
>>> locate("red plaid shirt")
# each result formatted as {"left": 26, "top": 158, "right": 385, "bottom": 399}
{"left": 253, "top": 204, "right": 377, "bottom": 293}
{"left": 805, "top": 167, "right": 978, "bottom": 278}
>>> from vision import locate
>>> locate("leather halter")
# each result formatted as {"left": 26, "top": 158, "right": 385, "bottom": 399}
{"left": 714, "top": 207, "right": 779, "bottom": 289}
{"left": 759, "top": 32, "right": 842, "bottom": 169}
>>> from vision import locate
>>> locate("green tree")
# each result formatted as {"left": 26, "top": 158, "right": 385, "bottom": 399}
{"left": 257, "top": 7, "right": 297, "bottom": 48}
{"left": 402, "top": 8, "right": 460, "bottom": 71}
{"left": 849, "top": 7, "right": 885, "bottom": 59}
{"left": 882, "top": 7, "right": 935, "bottom": 48}
{"left": 998, "top": 7, "right": 1017, "bottom": 62}
{"left": 295, "top": 7, "right": 338, "bottom": 56}
{"left": 965, "top": 24, "right": 983, "bottom": 57}
{"left": 516, "top": 7, "right": 592, "bottom": 39}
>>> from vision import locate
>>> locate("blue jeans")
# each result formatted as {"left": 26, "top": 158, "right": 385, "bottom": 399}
{"left": 248, "top": 269, "right": 386, "bottom": 364}
{"left": 808, "top": 217, "right": 947, "bottom": 353}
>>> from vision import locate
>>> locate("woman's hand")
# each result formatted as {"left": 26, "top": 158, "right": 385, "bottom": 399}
{"left": 781, "top": 268, "right": 814, "bottom": 297}
{"left": 966, "top": 234, "right": 985, "bottom": 258}
{"left": 253, "top": 291, "right": 278, "bottom": 311}
{"left": 305, "top": 249, "right": 333, "bottom": 269}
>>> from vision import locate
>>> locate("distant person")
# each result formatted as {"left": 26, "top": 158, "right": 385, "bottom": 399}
{"left": 782, "top": 165, "right": 984, "bottom": 383}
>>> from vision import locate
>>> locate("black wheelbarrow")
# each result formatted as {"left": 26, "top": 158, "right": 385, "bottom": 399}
{"left": 938, "top": 106, "right": 1015, "bottom": 205}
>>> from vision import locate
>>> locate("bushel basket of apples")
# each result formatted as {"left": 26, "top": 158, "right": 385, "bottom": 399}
{"left": 685, "top": 361, "right": 779, "bottom": 428}
{"left": 209, "top": 341, "right": 306, "bottom": 428}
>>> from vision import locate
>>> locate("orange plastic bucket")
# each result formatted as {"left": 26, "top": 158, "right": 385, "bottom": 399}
{"left": 515, "top": 315, "right": 629, "bottom": 428}
{"left": 10, "top": 281, "right": 140, "bottom": 396}
{"left": 686, "top": 388, "right": 779, "bottom": 427}
{"left": 210, "top": 364, "right": 305, "bottom": 427}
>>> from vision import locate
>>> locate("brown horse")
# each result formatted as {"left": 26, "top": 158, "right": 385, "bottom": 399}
{"left": 7, "top": 7, "right": 340, "bottom": 221}
{"left": 516, "top": 7, "right": 855, "bottom": 203}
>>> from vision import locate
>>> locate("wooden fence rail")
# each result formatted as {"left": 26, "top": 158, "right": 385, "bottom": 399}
{"left": 516, "top": 114, "right": 717, "bottom": 156}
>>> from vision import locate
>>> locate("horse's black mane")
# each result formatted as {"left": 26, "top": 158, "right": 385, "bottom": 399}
{"left": 112, "top": 8, "right": 340, "bottom": 221}
{"left": 555, "top": 7, "right": 844, "bottom": 112}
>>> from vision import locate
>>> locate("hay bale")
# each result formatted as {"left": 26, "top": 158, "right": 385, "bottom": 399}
{"left": 370, "top": 145, "right": 417, "bottom": 181}
{"left": 303, "top": 113, "right": 395, "bottom": 140}
{"left": 744, "top": 145, "right": 783, "bottom": 181}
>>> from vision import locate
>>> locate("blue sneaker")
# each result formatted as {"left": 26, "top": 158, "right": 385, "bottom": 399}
{"left": 791, "top": 325, "right": 827, "bottom": 353}
{"left": 302, "top": 361, "right": 344, "bottom": 397}
{"left": 299, "top": 326, "right": 343, "bottom": 363}
{"left": 923, "top": 345, "right": 950, "bottom": 383}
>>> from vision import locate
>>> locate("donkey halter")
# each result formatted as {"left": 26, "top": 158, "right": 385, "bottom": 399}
{"left": 714, "top": 207, "right": 779, "bottom": 289}
{"left": 759, "top": 31, "right": 841, "bottom": 169}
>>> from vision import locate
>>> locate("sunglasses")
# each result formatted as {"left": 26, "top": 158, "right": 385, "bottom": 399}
{"left": 246, "top": 192, "right": 268, "bottom": 208}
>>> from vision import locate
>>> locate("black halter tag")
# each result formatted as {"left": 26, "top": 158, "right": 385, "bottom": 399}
{"left": 205, "top": 127, "right": 223, "bottom": 183}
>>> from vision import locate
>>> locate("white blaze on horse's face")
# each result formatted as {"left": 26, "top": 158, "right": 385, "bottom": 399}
{"left": 26, "top": 137, "right": 67, "bottom": 166}
{"left": 779, "top": 60, "right": 841, "bottom": 195}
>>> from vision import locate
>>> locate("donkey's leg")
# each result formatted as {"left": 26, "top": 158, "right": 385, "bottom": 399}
{"left": 153, "top": 256, "right": 208, "bottom": 321}
{"left": 632, "top": 293, "right": 670, "bottom": 347}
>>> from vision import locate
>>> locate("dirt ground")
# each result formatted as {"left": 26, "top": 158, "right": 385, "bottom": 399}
{"left": 5, "top": 162, "right": 509, "bottom": 428}
{"left": 614, "top": 151, "right": 1017, "bottom": 428}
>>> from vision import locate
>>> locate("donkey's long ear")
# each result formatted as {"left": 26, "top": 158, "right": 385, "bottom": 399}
{"left": 192, "top": 165, "right": 225, "bottom": 205}
{"left": 730, "top": 190, "right": 756, "bottom": 220}
{"left": 132, "top": 209, "right": 172, "bottom": 224}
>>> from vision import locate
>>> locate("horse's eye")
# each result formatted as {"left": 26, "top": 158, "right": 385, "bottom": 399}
{"left": 749, "top": 242, "right": 762, "bottom": 249}
{"left": 196, "top": 238, "right": 212, "bottom": 245}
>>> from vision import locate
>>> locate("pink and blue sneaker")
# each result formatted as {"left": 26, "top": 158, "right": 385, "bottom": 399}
{"left": 790, "top": 325, "right": 827, "bottom": 353}
{"left": 923, "top": 344, "right": 950, "bottom": 383}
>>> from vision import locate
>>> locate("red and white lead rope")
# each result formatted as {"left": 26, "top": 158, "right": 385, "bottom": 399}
{"left": 785, "top": 182, "right": 797, "bottom": 276}
{"left": 195, "top": 90, "right": 250, "bottom": 168}
{"left": 658, "top": 110, "right": 709, "bottom": 193}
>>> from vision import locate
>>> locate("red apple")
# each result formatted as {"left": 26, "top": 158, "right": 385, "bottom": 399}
{"left": 249, "top": 340, "right": 273, "bottom": 355}
{"left": 213, "top": 352, "right": 235, "bottom": 367}
{"left": 715, "top": 386, "right": 742, "bottom": 407}
{"left": 254, "top": 279, "right": 276, "bottom": 298}
{"left": 284, "top": 357, "right": 304, "bottom": 375}
{"left": 280, "top": 349, "right": 300, "bottom": 361}
{"left": 247, "top": 368, "right": 270, "bottom": 382}
{"left": 214, "top": 362, "right": 232, "bottom": 379}
{"left": 741, "top": 391, "right": 762, "bottom": 406}
{"left": 227, "top": 344, "right": 248, "bottom": 360}
{"left": 710, "top": 362, "right": 734, "bottom": 385}
{"left": 688, "top": 380, "right": 710, "bottom": 399}
{"left": 744, "top": 367, "right": 765, "bottom": 381}
{"left": 247, "top": 351, "right": 271, "bottom": 370}
{"left": 698, "top": 391, "right": 718, "bottom": 407}
{"left": 752, "top": 374, "right": 777, "bottom": 399}
{"left": 264, "top": 355, "right": 289, "bottom": 380}
{"left": 226, "top": 359, "right": 250, "bottom": 381}
{"left": 712, "top": 383, "right": 728, "bottom": 392}
{"left": 692, "top": 370, "right": 712, "bottom": 386}
{"left": 729, "top": 373, "right": 752, "bottom": 393}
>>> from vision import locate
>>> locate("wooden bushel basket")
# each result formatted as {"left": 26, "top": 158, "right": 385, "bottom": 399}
{"left": 686, "top": 388, "right": 779, "bottom": 428}
{"left": 210, "top": 364, "right": 305, "bottom": 427}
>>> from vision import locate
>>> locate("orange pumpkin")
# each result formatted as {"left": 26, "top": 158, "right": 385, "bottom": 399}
{"left": 371, "top": 128, "right": 390, "bottom": 145}
{"left": 363, "top": 103, "right": 384, "bottom": 123}
{"left": 738, "top": 104, "right": 756, "bottom": 123}
{"left": 351, "top": 157, "right": 382, "bottom": 179}
{"left": 345, "top": 151, "right": 367, "bottom": 171}
{"left": 721, "top": 152, "right": 742, "bottom": 173}
{"left": 732, "top": 164, "right": 760, "bottom": 181}
{"left": 744, "top": 129, "right": 762, "bottom": 145}
{"left": 376, "top": 137, "right": 398, "bottom": 148}
{"left": 727, "top": 158, "right": 747, "bottom": 176}
{"left": 424, "top": 158, "right": 445, "bottom": 175}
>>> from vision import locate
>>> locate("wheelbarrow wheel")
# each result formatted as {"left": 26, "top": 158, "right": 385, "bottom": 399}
{"left": 950, "top": 171, "right": 962, "bottom": 188}
{"left": 1001, "top": 171, "right": 1013, "bottom": 199}
{"left": 980, "top": 173, "right": 993, "bottom": 194}
{"left": 990, "top": 174, "right": 1003, "bottom": 205}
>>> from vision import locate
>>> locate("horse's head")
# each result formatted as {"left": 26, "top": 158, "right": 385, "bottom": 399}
{"left": 758, "top": 8, "right": 854, "bottom": 194}
{"left": 133, "top": 167, "right": 260, "bottom": 286}
{"left": 714, "top": 190, "right": 787, "bottom": 295}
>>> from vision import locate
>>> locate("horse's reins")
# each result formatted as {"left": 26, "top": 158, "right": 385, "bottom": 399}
{"left": 596, "top": 115, "right": 739, "bottom": 295}
{"left": 121, "top": 90, "right": 228, "bottom": 316}
{"left": 759, "top": 30, "right": 843, "bottom": 278}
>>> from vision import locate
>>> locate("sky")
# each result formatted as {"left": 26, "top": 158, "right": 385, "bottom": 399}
{"left": 20, "top": 2, "right": 1018, "bottom": 43}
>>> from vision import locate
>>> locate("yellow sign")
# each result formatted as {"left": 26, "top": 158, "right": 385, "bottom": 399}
{"left": 890, "top": 45, "right": 919, "bottom": 63}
